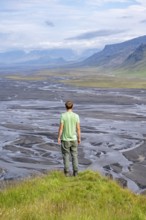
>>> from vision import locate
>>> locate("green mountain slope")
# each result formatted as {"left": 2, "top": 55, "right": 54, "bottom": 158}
{"left": 81, "top": 35, "right": 146, "bottom": 68}
{"left": 121, "top": 44, "right": 146, "bottom": 75}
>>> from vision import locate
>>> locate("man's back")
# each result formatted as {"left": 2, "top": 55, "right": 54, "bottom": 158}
{"left": 60, "top": 111, "right": 79, "bottom": 141}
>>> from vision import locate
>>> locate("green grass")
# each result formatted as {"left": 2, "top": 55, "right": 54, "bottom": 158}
{"left": 65, "top": 76, "right": 146, "bottom": 89}
{"left": 0, "top": 170, "right": 146, "bottom": 220}
{"left": 6, "top": 75, "right": 48, "bottom": 81}
{"left": 4, "top": 67, "right": 146, "bottom": 89}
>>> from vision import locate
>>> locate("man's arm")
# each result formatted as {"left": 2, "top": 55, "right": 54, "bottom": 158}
{"left": 76, "top": 122, "right": 81, "bottom": 144}
{"left": 58, "top": 123, "right": 64, "bottom": 144}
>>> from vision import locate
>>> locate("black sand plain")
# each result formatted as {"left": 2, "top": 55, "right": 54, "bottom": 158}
{"left": 0, "top": 76, "right": 146, "bottom": 194}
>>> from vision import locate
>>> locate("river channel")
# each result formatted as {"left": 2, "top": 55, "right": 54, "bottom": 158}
{"left": 0, "top": 78, "right": 146, "bottom": 193}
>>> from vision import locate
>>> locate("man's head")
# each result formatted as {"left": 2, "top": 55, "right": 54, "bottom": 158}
{"left": 65, "top": 100, "right": 73, "bottom": 110}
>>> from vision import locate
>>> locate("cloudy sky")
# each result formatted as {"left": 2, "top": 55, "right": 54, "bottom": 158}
{"left": 0, "top": 0, "right": 146, "bottom": 52}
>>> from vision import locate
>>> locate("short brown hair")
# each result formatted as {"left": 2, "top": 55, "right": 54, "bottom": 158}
{"left": 65, "top": 101, "right": 73, "bottom": 109}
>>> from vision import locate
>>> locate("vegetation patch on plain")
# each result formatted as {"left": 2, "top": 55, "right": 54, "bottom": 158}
{"left": 4, "top": 67, "right": 146, "bottom": 89}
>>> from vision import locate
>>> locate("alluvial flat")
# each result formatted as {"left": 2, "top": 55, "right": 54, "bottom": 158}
{"left": 0, "top": 78, "right": 146, "bottom": 193}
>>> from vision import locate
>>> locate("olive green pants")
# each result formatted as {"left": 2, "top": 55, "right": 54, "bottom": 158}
{"left": 61, "top": 140, "right": 78, "bottom": 174}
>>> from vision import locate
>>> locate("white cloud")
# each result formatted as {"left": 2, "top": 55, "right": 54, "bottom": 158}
{"left": 0, "top": 0, "right": 146, "bottom": 51}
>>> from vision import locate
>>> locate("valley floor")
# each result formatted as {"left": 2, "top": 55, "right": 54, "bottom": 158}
{"left": 0, "top": 74, "right": 146, "bottom": 194}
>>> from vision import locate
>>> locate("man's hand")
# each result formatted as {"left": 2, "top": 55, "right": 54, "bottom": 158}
{"left": 58, "top": 138, "right": 61, "bottom": 145}
{"left": 78, "top": 138, "right": 81, "bottom": 144}
{"left": 58, "top": 123, "right": 63, "bottom": 145}
{"left": 77, "top": 123, "right": 81, "bottom": 145}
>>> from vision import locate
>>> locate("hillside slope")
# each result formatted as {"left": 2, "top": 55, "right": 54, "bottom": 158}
{"left": 0, "top": 170, "right": 146, "bottom": 220}
{"left": 80, "top": 35, "right": 146, "bottom": 69}
{"left": 123, "top": 44, "right": 146, "bottom": 71}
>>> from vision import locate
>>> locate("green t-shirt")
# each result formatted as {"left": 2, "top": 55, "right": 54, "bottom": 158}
{"left": 60, "top": 111, "right": 80, "bottom": 141}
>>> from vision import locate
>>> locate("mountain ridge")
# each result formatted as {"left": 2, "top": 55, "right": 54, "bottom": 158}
{"left": 80, "top": 35, "right": 146, "bottom": 69}
{"left": 1, "top": 35, "right": 146, "bottom": 72}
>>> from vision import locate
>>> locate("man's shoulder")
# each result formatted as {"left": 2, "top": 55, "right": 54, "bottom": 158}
{"left": 61, "top": 112, "right": 66, "bottom": 118}
{"left": 61, "top": 111, "right": 79, "bottom": 118}
{"left": 72, "top": 112, "right": 80, "bottom": 121}
{"left": 73, "top": 112, "right": 79, "bottom": 117}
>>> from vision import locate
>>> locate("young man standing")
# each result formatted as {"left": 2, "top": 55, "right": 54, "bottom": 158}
{"left": 58, "top": 101, "right": 81, "bottom": 176}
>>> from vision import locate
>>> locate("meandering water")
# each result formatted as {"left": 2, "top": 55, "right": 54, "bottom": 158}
{"left": 0, "top": 79, "right": 146, "bottom": 193}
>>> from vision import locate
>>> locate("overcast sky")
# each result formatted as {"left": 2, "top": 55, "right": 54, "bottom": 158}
{"left": 0, "top": 0, "right": 146, "bottom": 52}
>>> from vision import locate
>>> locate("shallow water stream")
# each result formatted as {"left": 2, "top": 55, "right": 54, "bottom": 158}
{"left": 0, "top": 78, "right": 146, "bottom": 193}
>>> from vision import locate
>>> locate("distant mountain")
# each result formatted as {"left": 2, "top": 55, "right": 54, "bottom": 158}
{"left": 0, "top": 48, "right": 99, "bottom": 68}
{"left": 78, "top": 48, "right": 100, "bottom": 60}
{"left": 123, "top": 44, "right": 146, "bottom": 68}
{"left": 1, "top": 35, "right": 146, "bottom": 72}
{"left": 80, "top": 35, "right": 146, "bottom": 69}
{"left": 0, "top": 49, "right": 76, "bottom": 67}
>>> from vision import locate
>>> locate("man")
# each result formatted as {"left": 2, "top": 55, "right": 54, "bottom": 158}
{"left": 58, "top": 100, "right": 81, "bottom": 176}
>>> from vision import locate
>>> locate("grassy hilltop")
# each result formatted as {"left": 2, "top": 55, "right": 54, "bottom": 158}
{"left": 0, "top": 170, "right": 146, "bottom": 220}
